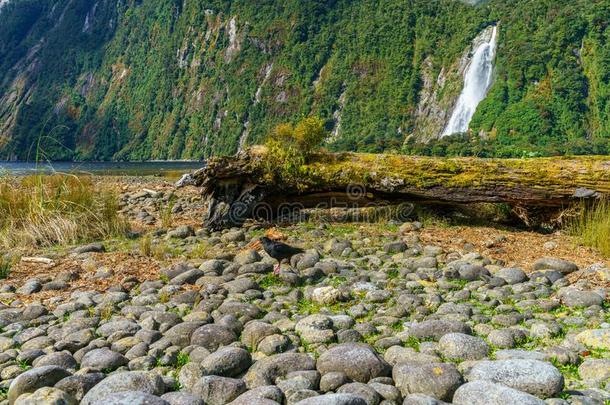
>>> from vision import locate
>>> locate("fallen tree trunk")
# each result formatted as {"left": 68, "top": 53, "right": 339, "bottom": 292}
{"left": 192, "top": 147, "right": 610, "bottom": 230}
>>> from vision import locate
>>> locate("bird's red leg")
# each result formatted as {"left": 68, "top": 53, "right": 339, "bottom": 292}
{"left": 273, "top": 262, "right": 280, "bottom": 275}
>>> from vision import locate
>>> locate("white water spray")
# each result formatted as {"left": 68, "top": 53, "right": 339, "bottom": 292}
{"left": 442, "top": 25, "right": 498, "bottom": 136}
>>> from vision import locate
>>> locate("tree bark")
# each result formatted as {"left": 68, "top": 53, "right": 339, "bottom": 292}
{"left": 192, "top": 148, "right": 610, "bottom": 230}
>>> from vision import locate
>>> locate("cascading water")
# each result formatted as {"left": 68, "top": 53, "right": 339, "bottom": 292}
{"left": 442, "top": 25, "right": 498, "bottom": 137}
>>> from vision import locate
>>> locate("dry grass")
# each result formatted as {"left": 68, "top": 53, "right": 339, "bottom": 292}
{"left": 418, "top": 225, "right": 607, "bottom": 271}
{"left": 0, "top": 174, "right": 128, "bottom": 252}
{"left": 569, "top": 200, "right": 610, "bottom": 258}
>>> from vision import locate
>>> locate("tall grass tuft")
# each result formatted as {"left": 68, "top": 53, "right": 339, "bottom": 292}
{"left": 569, "top": 200, "right": 610, "bottom": 257}
{"left": 0, "top": 174, "right": 128, "bottom": 251}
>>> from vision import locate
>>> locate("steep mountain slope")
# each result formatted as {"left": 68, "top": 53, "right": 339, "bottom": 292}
{"left": 0, "top": 0, "right": 608, "bottom": 160}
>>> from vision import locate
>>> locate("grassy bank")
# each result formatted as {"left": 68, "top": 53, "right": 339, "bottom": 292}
{"left": 0, "top": 174, "right": 127, "bottom": 253}
{"left": 570, "top": 200, "right": 610, "bottom": 258}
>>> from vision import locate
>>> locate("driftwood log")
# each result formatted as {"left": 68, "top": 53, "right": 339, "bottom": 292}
{"left": 192, "top": 147, "right": 610, "bottom": 230}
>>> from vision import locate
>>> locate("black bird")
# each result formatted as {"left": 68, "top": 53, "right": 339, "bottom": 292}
{"left": 259, "top": 236, "right": 304, "bottom": 275}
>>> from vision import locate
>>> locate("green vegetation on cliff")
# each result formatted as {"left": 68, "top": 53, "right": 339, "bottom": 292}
{"left": 0, "top": 0, "right": 608, "bottom": 160}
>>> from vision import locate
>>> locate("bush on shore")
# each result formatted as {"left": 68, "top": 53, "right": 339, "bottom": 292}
{"left": 0, "top": 174, "right": 128, "bottom": 251}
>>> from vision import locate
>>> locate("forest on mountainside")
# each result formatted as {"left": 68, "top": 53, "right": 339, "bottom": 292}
{"left": 0, "top": 0, "right": 608, "bottom": 160}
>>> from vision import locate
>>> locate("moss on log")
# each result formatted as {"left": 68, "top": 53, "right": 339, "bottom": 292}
{"left": 194, "top": 148, "right": 610, "bottom": 229}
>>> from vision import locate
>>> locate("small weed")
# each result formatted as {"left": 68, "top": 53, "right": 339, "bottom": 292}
{"left": 296, "top": 298, "right": 343, "bottom": 314}
{"left": 171, "top": 380, "right": 183, "bottom": 392}
{"left": 514, "top": 334, "right": 538, "bottom": 349}
{"left": 160, "top": 199, "right": 176, "bottom": 229}
{"left": 297, "top": 299, "right": 320, "bottom": 314}
{"left": 0, "top": 255, "right": 16, "bottom": 279}
{"left": 154, "top": 242, "right": 182, "bottom": 261}
{"left": 439, "top": 354, "right": 463, "bottom": 364}
{"left": 550, "top": 305, "right": 570, "bottom": 314}
{"left": 17, "top": 359, "right": 30, "bottom": 370}
{"left": 100, "top": 306, "right": 113, "bottom": 321}
{"left": 176, "top": 352, "right": 190, "bottom": 369}
{"left": 158, "top": 291, "right": 171, "bottom": 303}
{"left": 364, "top": 333, "right": 381, "bottom": 347}
{"left": 327, "top": 275, "right": 347, "bottom": 288}
{"left": 131, "top": 284, "right": 141, "bottom": 296}
{"left": 387, "top": 269, "right": 400, "bottom": 280}
{"left": 139, "top": 234, "right": 152, "bottom": 257}
{"left": 450, "top": 279, "right": 469, "bottom": 289}
{"left": 258, "top": 274, "right": 282, "bottom": 289}
{"left": 551, "top": 358, "right": 581, "bottom": 381}
{"left": 0, "top": 387, "right": 8, "bottom": 400}
{"left": 403, "top": 336, "right": 421, "bottom": 351}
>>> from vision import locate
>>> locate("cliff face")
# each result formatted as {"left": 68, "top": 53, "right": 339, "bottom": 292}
{"left": 0, "top": 0, "right": 608, "bottom": 160}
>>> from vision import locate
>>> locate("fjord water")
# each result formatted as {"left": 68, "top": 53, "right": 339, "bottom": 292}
{"left": 442, "top": 25, "right": 498, "bottom": 136}
{"left": 0, "top": 161, "right": 204, "bottom": 177}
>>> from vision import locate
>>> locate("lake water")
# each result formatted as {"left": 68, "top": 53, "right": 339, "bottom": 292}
{"left": 0, "top": 161, "right": 205, "bottom": 177}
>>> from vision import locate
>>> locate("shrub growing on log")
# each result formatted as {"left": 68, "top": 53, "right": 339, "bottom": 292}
{"left": 264, "top": 116, "right": 327, "bottom": 186}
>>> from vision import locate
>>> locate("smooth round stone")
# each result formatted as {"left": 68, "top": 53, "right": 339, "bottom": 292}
{"left": 160, "top": 392, "right": 205, "bottom": 405}
{"left": 80, "top": 348, "right": 128, "bottom": 371}
{"left": 201, "top": 347, "right": 251, "bottom": 377}
{"left": 316, "top": 343, "right": 390, "bottom": 383}
{"left": 438, "top": 333, "right": 490, "bottom": 361}
{"left": 89, "top": 390, "right": 170, "bottom": 404}
{"left": 453, "top": 380, "right": 545, "bottom": 405}
{"left": 393, "top": 362, "right": 463, "bottom": 401}
{"left": 80, "top": 371, "right": 165, "bottom": 405}
{"left": 8, "top": 366, "right": 71, "bottom": 404}
{"left": 466, "top": 359, "right": 564, "bottom": 397}
{"left": 14, "top": 386, "right": 77, "bottom": 405}
{"left": 576, "top": 329, "right": 610, "bottom": 351}
{"left": 294, "top": 394, "right": 367, "bottom": 405}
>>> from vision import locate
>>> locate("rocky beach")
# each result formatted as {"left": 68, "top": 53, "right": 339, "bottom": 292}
{"left": 0, "top": 175, "right": 607, "bottom": 405}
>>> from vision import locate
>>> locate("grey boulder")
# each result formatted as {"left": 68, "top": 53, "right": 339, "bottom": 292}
{"left": 316, "top": 343, "right": 390, "bottom": 383}
{"left": 393, "top": 362, "right": 463, "bottom": 401}
{"left": 80, "top": 371, "right": 165, "bottom": 405}
{"left": 8, "top": 366, "right": 71, "bottom": 404}
{"left": 89, "top": 391, "right": 169, "bottom": 405}
{"left": 201, "top": 347, "right": 252, "bottom": 377}
{"left": 245, "top": 353, "right": 316, "bottom": 388}
{"left": 437, "top": 333, "right": 490, "bottom": 361}
{"left": 453, "top": 380, "right": 545, "bottom": 405}
{"left": 532, "top": 257, "right": 578, "bottom": 274}
{"left": 160, "top": 392, "right": 205, "bottom": 405}
{"left": 80, "top": 348, "right": 128, "bottom": 371}
{"left": 294, "top": 394, "right": 367, "bottom": 405}
{"left": 466, "top": 359, "right": 564, "bottom": 398}
{"left": 407, "top": 320, "right": 471, "bottom": 340}
{"left": 191, "top": 376, "right": 246, "bottom": 405}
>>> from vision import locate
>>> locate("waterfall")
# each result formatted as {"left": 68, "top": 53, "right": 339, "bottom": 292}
{"left": 442, "top": 25, "right": 498, "bottom": 137}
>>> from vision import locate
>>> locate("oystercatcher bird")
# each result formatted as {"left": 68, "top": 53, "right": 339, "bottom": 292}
{"left": 259, "top": 236, "right": 304, "bottom": 275}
